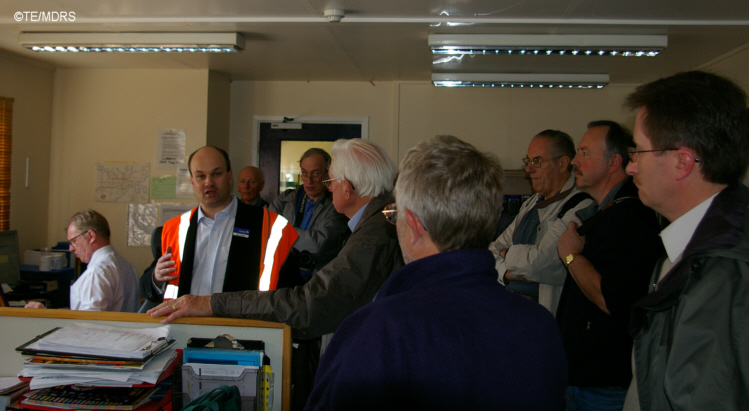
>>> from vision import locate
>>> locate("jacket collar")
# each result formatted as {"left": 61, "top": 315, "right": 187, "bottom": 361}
{"left": 378, "top": 249, "right": 496, "bottom": 298}
{"left": 634, "top": 183, "right": 749, "bottom": 311}
{"left": 352, "top": 192, "right": 394, "bottom": 233}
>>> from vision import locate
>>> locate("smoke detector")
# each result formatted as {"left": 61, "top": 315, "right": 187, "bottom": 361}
{"left": 324, "top": 9, "right": 345, "bottom": 23}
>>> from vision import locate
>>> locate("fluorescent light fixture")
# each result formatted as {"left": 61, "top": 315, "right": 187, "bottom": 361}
{"left": 19, "top": 32, "right": 245, "bottom": 53}
{"left": 429, "top": 34, "right": 666, "bottom": 57}
{"left": 432, "top": 73, "right": 610, "bottom": 89}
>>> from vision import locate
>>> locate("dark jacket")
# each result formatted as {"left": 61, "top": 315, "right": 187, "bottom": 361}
{"left": 140, "top": 200, "right": 302, "bottom": 302}
{"left": 270, "top": 187, "right": 350, "bottom": 272}
{"left": 306, "top": 249, "right": 568, "bottom": 411}
{"left": 631, "top": 183, "right": 749, "bottom": 410}
{"left": 212, "top": 193, "right": 403, "bottom": 339}
{"left": 556, "top": 178, "right": 663, "bottom": 388}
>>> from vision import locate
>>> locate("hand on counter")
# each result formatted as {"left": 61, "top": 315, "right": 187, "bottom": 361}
{"left": 148, "top": 294, "right": 213, "bottom": 324}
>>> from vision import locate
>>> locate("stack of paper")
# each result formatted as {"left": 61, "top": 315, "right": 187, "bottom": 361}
{"left": 33, "top": 323, "right": 171, "bottom": 360}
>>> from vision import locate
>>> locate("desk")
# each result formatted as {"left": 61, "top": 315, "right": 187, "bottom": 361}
{"left": 0, "top": 308, "right": 291, "bottom": 411}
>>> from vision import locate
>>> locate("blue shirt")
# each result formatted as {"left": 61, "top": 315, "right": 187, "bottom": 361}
{"left": 347, "top": 201, "right": 371, "bottom": 232}
{"left": 191, "top": 195, "right": 238, "bottom": 295}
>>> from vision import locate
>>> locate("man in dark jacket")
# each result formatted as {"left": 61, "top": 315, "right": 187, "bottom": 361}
{"left": 270, "top": 148, "right": 349, "bottom": 279}
{"left": 623, "top": 71, "right": 749, "bottom": 410}
{"left": 306, "top": 135, "right": 567, "bottom": 411}
{"left": 556, "top": 121, "right": 663, "bottom": 411}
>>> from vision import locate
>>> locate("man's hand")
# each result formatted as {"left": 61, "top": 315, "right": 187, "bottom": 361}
{"left": 147, "top": 294, "right": 213, "bottom": 324}
{"left": 557, "top": 221, "right": 585, "bottom": 260}
{"left": 153, "top": 246, "right": 178, "bottom": 286}
{"left": 25, "top": 301, "right": 46, "bottom": 309}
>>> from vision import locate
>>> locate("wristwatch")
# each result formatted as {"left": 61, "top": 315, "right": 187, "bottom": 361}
{"left": 564, "top": 252, "right": 580, "bottom": 268}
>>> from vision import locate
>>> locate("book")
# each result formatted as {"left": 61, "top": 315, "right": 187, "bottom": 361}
{"left": 20, "top": 380, "right": 171, "bottom": 411}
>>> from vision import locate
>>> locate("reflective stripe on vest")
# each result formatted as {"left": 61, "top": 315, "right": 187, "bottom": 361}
{"left": 258, "top": 212, "right": 291, "bottom": 291}
{"left": 162, "top": 208, "right": 196, "bottom": 300}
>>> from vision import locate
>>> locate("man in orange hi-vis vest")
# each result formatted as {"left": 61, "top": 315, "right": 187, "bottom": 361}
{"left": 140, "top": 146, "right": 302, "bottom": 304}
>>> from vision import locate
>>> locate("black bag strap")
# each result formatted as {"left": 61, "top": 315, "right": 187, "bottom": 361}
{"left": 557, "top": 192, "right": 592, "bottom": 219}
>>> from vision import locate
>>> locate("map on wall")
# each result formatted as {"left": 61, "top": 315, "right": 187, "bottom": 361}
{"left": 95, "top": 162, "right": 150, "bottom": 203}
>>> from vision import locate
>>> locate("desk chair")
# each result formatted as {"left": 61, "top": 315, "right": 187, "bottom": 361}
{"left": 138, "top": 226, "right": 163, "bottom": 313}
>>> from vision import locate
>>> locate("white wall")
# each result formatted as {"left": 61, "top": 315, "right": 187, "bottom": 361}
{"left": 0, "top": 52, "right": 54, "bottom": 255}
{"left": 47, "top": 69, "right": 211, "bottom": 271}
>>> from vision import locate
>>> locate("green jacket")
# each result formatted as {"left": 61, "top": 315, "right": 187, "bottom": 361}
{"left": 631, "top": 183, "right": 749, "bottom": 410}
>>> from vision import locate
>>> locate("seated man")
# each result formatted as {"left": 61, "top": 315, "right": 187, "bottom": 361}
{"left": 306, "top": 135, "right": 568, "bottom": 410}
{"left": 140, "top": 146, "right": 300, "bottom": 304}
{"left": 270, "top": 148, "right": 349, "bottom": 279}
{"left": 237, "top": 166, "right": 268, "bottom": 207}
{"left": 26, "top": 209, "right": 140, "bottom": 312}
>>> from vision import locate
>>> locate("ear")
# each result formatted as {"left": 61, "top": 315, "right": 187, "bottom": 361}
{"left": 674, "top": 150, "right": 698, "bottom": 181}
{"left": 86, "top": 230, "right": 97, "bottom": 244}
{"left": 557, "top": 156, "right": 571, "bottom": 172}
{"left": 608, "top": 153, "right": 623, "bottom": 173}
{"left": 344, "top": 179, "right": 355, "bottom": 198}
{"left": 403, "top": 209, "right": 427, "bottom": 245}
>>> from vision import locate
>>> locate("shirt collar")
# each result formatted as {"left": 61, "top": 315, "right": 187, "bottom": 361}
{"left": 197, "top": 195, "right": 238, "bottom": 222}
{"left": 88, "top": 244, "right": 113, "bottom": 266}
{"left": 660, "top": 192, "right": 719, "bottom": 263}
{"left": 348, "top": 200, "right": 371, "bottom": 232}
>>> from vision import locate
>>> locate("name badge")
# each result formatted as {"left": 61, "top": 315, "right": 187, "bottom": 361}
{"left": 233, "top": 228, "right": 250, "bottom": 238}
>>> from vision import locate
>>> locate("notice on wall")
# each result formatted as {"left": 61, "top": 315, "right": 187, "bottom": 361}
{"left": 159, "top": 203, "right": 196, "bottom": 226}
{"left": 157, "top": 129, "right": 186, "bottom": 169}
{"left": 151, "top": 175, "right": 177, "bottom": 199}
{"left": 95, "top": 162, "right": 150, "bottom": 203}
{"left": 127, "top": 204, "right": 158, "bottom": 247}
{"left": 176, "top": 167, "right": 194, "bottom": 199}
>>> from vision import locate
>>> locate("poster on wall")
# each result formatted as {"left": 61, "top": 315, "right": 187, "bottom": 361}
{"left": 157, "top": 129, "right": 186, "bottom": 169}
{"left": 95, "top": 162, "right": 150, "bottom": 203}
{"left": 127, "top": 204, "right": 158, "bottom": 247}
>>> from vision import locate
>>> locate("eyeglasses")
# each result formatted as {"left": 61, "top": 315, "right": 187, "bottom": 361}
{"left": 301, "top": 170, "right": 323, "bottom": 181}
{"left": 382, "top": 203, "right": 397, "bottom": 225}
{"left": 322, "top": 177, "right": 356, "bottom": 190}
{"left": 627, "top": 148, "right": 701, "bottom": 163}
{"left": 322, "top": 178, "right": 337, "bottom": 189}
{"left": 68, "top": 231, "right": 89, "bottom": 246}
{"left": 522, "top": 156, "right": 559, "bottom": 168}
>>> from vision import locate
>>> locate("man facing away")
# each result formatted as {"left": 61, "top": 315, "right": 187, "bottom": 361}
{"left": 26, "top": 209, "right": 139, "bottom": 312}
{"left": 270, "top": 148, "right": 349, "bottom": 279}
{"left": 305, "top": 135, "right": 567, "bottom": 410}
{"left": 490, "top": 129, "right": 593, "bottom": 316}
{"left": 555, "top": 121, "right": 664, "bottom": 411}
{"left": 140, "top": 146, "right": 301, "bottom": 305}
{"left": 237, "top": 166, "right": 268, "bottom": 207}
{"left": 622, "top": 71, "right": 749, "bottom": 410}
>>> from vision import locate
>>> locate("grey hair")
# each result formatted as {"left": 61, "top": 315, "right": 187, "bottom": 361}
{"left": 299, "top": 148, "right": 332, "bottom": 171}
{"left": 66, "top": 209, "right": 111, "bottom": 240}
{"left": 396, "top": 135, "right": 505, "bottom": 251}
{"left": 329, "top": 139, "right": 396, "bottom": 198}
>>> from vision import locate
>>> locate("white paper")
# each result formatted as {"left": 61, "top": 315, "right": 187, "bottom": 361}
{"left": 157, "top": 129, "right": 186, "bottom": 169}
{"left": 35, "top": 323, "right": 170, "bottom": 359}
{"left": 176, "top": 167, "right": 194, "bottom": 198}
{"left": 159, "top": 203, "right": 196, "bottom": 226}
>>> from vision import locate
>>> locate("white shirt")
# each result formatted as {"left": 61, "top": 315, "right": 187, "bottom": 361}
{"left": 657, "top": 192, "right": 719, "bottom": 283}
{"left": 191, "top": 196, "right": 238, "bottom": 295}
{"left": 70, "top": 245, "right": 140, "bottom": 312}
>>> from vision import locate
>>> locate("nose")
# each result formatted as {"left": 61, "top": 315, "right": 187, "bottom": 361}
{"left": 571, "top": 153, "right": 581, "bottom": 168}
{"left": 525, "top": 161, "right": 535, "bottom": 173}
{"left": 626, "top": 160, "right": 637, "bottom": 176}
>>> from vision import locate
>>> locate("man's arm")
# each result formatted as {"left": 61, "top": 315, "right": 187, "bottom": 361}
{"left": 505, "top": 197, "right": 593, "bottom": 285}
{"left": 292, "top": 204, "right": 349, "bottom": 265}
{"left": 557, "top": 221, "right": 608, "bottom": 314}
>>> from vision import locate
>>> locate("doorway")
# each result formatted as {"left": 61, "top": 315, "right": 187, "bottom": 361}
{"left": 256, "top": 120, "right": 365, "bottom": 203}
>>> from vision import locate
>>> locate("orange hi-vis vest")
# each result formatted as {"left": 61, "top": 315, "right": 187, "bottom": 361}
{"left": 161, "top": 205, "right": 298, "bottom": 299}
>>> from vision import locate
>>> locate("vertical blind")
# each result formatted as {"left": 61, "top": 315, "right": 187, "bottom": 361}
{"left": 0, "top": 97, "right": 12, "bottom": 231}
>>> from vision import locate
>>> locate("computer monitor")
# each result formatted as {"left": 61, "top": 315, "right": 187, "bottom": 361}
{"left": 0, "top": 230, "right": 21, "bottom": 285}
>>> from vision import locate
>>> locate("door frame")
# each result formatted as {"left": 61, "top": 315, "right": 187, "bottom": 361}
{"left": 251, "top": 116, "right": 369, "bottom": 166}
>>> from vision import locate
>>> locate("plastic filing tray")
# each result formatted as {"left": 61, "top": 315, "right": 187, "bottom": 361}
{"left": 182, "top": 362, "right": 260, "bottom": 411}
{"left": 183, "top": 347, "right": 263, "bottom": 366}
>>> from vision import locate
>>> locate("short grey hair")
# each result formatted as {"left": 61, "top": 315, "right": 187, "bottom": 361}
{"left": 66, "top": 209, "right": 111, "bottom": 240}
{"left": 299, "top": 148, "right": 331, "bottom": 171}
{"left": 396, "top": 135, "right": 505, "bottom": 251}
{"left": 329, "top": 139, "right": 396, "bottom": 198}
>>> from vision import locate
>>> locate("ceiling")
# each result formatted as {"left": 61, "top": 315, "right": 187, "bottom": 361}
{"left": 2, "top": 0, "right": 749, "bottom": 85}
